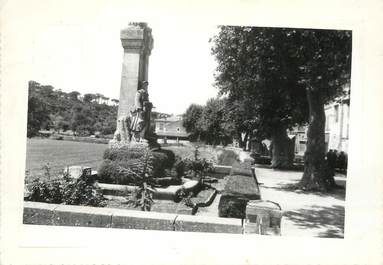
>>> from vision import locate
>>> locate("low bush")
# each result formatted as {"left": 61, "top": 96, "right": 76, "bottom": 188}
{"left": 217, "top": 150, "right": 240, "bottom": 166}
{"left": 99, "top": 147, "right": 176, "bottom": 185}
{"left": 26, "top": 178, "right": 63, "bottom": 204}
{"left": 103, "top": 146, "right": 146, "bottom": 161}
{"left": 97, "top": 159, "right": 142, "bottom": 185}
{"left": 151, "top": 152, "right": 170, "bottom": 178}
{"left": 25, "top": 173, "right": 106, "bottom": 207}
{"left": 174, "top": 156, "right": 186, "bottom": 177}
{"left": 152, "top": 148, "right": 175, "bottom": 169}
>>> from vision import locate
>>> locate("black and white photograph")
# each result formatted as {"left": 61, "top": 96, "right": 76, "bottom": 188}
{"left": 22, "top": 22, "right": 351, "bottom": 238}
{"left": 1, "top": 1, "right": 382, "bottom": 265}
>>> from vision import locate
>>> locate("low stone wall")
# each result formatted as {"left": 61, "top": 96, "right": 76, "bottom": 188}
{"left": 23, "top": 201, "right": 244, "bottom": 234}
{"left": 95, "top": 178, "right": 200, "bottom": 201}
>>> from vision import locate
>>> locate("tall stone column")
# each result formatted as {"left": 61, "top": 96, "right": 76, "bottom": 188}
{"left": 118, "top": 22, "right": 153, "bottom": 118}
{"left": 110, "top": 23, "right": 154, "bottom": 148}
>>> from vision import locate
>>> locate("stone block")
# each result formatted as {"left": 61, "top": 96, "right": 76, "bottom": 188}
{"left": 111, "top": 208, "right": 176, "bottom": 231}
{"left": 64, "top": 166, "right": 91, "bottom": 179}
{"left": 52, "top": 204, "right": 113, "bottom": 228}
{"left": 218, "top": 174, "right": 261, "bottom": 219}
{"left": 244, "top": 200, "right": 282, "bottom": 235}
{"left": 218, "top": 195, "right": 248, "bottom": 219}
{"left": 230, "top": 161, "right": 254, "bottom": 177}
{"left": 23, "top": 201, "right": 57, "bottom": 225}
{"left": 174, "top": 215, "right": 242, "bottom": 234}
{"left": 213, "top": 165, "right": 232, "bottom": 175}
{"left": 223, "top": 175, "right": 260, "bottom": 200}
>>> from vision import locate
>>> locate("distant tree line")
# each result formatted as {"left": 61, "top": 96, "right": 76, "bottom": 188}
{"left": 183, "top": 98, "right": 235, "bottom": 146}
{"left": 27, "top": 81, "right": 119, "bottom": 138}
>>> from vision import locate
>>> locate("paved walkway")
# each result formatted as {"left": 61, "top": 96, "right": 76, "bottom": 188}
{"left": 197, "top": 166, "right": 346, "bottom": 238}
{"left": 255, "top": 166, "right": 346, "bottom": 238}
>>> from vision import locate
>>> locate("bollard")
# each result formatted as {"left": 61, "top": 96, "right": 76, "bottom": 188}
{"left": 244, "top": 200, "right": 282, "bottom": 235}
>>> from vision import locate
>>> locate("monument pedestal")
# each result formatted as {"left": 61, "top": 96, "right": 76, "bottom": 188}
{"left": 109, "top": 22, "right": 155, "bottom": 149}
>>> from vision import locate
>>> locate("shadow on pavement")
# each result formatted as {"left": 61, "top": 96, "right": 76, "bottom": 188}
{"left": 283, "top": 204, "right": 345, "bottom": 238}
{"left": 260, "top": 182, "right": 346, "bottom": 200}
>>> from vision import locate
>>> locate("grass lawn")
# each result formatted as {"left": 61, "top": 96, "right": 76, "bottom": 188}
{"left": 26, "top": 138, "right": 108, "bottom": 179}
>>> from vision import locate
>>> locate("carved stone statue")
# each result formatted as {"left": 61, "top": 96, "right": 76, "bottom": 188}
{"left": 129, "top": 81, "right": 153, "bottom": 142}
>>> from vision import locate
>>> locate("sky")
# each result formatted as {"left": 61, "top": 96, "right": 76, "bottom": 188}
{"left": 19, "top": 5, "right": 220, "bottom": 115}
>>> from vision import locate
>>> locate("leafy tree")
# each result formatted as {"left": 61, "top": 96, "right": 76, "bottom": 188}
{"left": 183, "top": 104, "right": 204, "bottom": 140}
{"left": 27, "top": 81, "right": 118, "bottom": 138}
{"left": 212, "top": 26, "right": 351, "bottom": 190}
{"left": 68, "top": 91, "right": 81, "bottom": 101}
{"left": 212, "top": 26, "right": 309, "bottom": 168}
{"left": 70, "top": 105, "right": 94, "bottom": 135}
{"left": 289, "top": 29, "right": 351, "bottom": 191}
{"left": 83, "top": 93, "right": 96, "bottom": 103}
{"left": 27, "top": 96, "right": 50, "bottom": 137}
{"left": 199, "top": 98, "right": 233, "bottom": 145}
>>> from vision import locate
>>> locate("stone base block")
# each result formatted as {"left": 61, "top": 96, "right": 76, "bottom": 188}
{"left": 174, "top": 215, "right": 242, "bottom": 234}
{"left": 23, "top": 202, "right": 57, "bottom": 225}
{"left": 53, "top": 204, "right": 113, "bottom": 228}
{"left": 111, "top": 208, "right": 175, "bottom": 231}
{"left": 218, "top": 195, "right": 248, "bottom": 219}
{"left": 244, "top": 200, "right": 282, "bottom": 235}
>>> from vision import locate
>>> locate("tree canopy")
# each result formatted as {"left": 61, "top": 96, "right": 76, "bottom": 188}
{"left": 211, "top": 26, "right": 352, "bottom": 190}
{"left": 27, "top": 81, "right": 118, "bottom": 137}
{"left": 183, "top": 98, "right": 235, "bottom": 145}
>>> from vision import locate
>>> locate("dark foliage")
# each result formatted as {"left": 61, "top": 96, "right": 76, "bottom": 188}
{"left": 103, "top": 146, "right": 146, "bottom": 161}
{"left": 27, "top": 96, "right": 51, "bottom": 137}
{"left": 98, "top": 147, "right": 176, "bottom": 185}
{"left": 152, "top": 148, "right": 176, "bottom": 169}
{"left": 211, "top": 26, "right": 351, "bottom": 189}
{"left": 27, "top": 81, "right": 117, "bottom": 137}
{"left": 25, "top": 170, "right": 105, "bottom": 207}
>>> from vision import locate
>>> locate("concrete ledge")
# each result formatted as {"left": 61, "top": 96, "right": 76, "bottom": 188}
{"left": 23, "top": 201, "right": 244, "bottom": 234}
{"left": 111, "top": 208, "right": 176, "bottom": 231}
{"left": 23, "top": 201, "right": 58, "bottom": 225}
{"left": 174, "top": 215, "right": 242, "bottom": 234}
{"left": 53, "top": 204, "right": 113, "bottom": 228}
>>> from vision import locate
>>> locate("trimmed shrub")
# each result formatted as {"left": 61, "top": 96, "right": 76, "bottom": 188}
{"left": 152, "top": 148, "right": 175, "bottom": 169}
{"left": 103, "top": 146, "right": 146, "bottom": 161}
{"left": 217, "top": 150, "right": 240, "bottom": 166}
{"left": 151, "top": 152, "right": 169, "bottom": 178}
{"left": 174, "top": 156, "right": 186, "bottom": 177}
{"left": 97, "top": 159, "right": 144, "bottom": 185}
{"left": 99, "top": 147, "right": 177, "bottom": 185}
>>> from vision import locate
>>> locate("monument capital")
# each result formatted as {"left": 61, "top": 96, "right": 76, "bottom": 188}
{"left": 120, "top": 23, "right": 153, "bottom": 54}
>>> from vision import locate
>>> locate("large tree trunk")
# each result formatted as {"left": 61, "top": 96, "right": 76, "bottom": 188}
{"left": 270, "top": 128, "right": 294, "bottom": 169}
{"left": 299, "top": 87, "right": 335, "bottom": 191}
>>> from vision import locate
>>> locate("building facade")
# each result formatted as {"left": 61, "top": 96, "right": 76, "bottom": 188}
{"left": 291, "top": 87, "right": 350, "bottom": 157}
{"left": 154, "top": 115, "right": 190, "bottom": 143}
